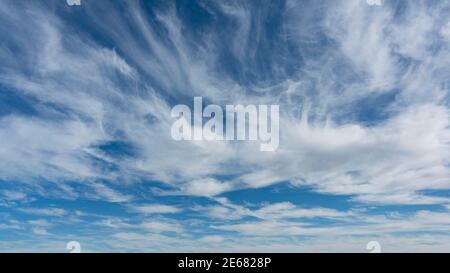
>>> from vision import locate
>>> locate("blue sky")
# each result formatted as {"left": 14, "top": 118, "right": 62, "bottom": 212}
{"left": 0, "top": 0, "right": 450, "bottom": 252}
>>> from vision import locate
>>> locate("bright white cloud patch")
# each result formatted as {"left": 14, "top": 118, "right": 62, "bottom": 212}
{"left": 129, "top": 204, "right": 181, "bottom": 214}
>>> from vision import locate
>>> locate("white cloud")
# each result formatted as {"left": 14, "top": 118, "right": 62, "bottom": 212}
{"left": 441, "top": 21, "right": 450, "bottom": 41}
{"left": 181, "top": 178, "right": 232, "bottom": 197}
{"left": 197, "top": 199, "right": 351, "bottom": 222}
{"left": 28, "top": 219, "right": 51, "bottom": 227}
{"left": 253, "top": 202, "right": 350, "bottom": 219}
{"left": 215, "top": 209, "right": 450, "bottom": 237}
{"left": 199, "top": 235, "right": 225, "bottom": 243}
{"left": 129, "top": 204, "right": 181, "bottom": 214}
{"left": 89, "top": 183, "right": 132, "bottom": 203}
{"left": 139, "top": 221, "right": 183, "bottom": 234}
{"left": 66, "top": 0, "right": 81, "bottom": 6}
{"left": 98, "top": 218, "right": 133, "bottom": 229}
{"left": 32, "top": 227, "right": 49, "bottom": 236}
{"left": 1, "top": 190, "right": 27, "bottom": 201}
{"left": 18, "top": 207, "right": 67, "bottom": 217}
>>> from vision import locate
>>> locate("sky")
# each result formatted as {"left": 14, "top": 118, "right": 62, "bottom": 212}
{"left": 0, "top": 0, "right": 449, "bottom": 252}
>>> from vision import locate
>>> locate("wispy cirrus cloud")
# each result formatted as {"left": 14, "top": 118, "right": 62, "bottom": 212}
{"left": 0, "top": 0, "right": 449, "bottom": 252}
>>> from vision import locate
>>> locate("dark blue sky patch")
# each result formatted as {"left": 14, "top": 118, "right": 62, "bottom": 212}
{"left": 222, "top": 182, "right": 354, "bottom": 211}
{"left": 95, "top": 140, "right": 139, "bottom": 159}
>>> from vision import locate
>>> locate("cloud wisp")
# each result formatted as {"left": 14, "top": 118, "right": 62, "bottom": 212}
{"left": 0, "top": 0, "right": 449, "bottom": 252}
